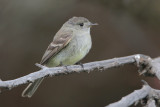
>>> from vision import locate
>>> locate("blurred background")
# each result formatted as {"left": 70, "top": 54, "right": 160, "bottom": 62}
{"left": 0, "top": 0, "right": 160, "bottom": 107}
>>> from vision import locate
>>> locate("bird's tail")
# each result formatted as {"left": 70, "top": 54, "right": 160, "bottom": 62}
{"left": 22, "top": 78, "right": 44, "bottom": 98}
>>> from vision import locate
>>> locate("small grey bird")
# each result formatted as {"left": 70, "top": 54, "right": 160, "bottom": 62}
{"left": 22, "top": 16, "right": 97, "bottom": 98}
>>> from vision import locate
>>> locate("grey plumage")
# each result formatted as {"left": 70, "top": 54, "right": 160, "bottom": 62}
{"left": 22, "top": 16, "right": 96, "bottom": 98}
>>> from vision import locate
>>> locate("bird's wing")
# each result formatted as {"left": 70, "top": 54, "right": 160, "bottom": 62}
{"left": 40, "top": 30, "right": 73, "bottom": 64}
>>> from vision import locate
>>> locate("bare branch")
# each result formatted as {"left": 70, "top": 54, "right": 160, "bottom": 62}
{"left": 0, "top": 54, "right": 159, "bottom": 91}
{"left": 106, "top": 81, "right": 160, "bottom": 107}
{"left": 150, "top": 57, "right": 160, "bottom": 80}
{"left": 145, "top": 99, "right": 156, "bottom": 107}
{"left": 0, "top": 54, "right": 160, "bottom": 106}
{"left": 106, "top": 84, "right": 150, "bottom": 107}
{"left": 0, "top": 54, "right": 141, "bottom": 90}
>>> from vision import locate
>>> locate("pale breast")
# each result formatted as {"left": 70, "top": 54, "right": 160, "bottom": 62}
{"left": 46, "top": 32, "right": 92, "bottom": 67}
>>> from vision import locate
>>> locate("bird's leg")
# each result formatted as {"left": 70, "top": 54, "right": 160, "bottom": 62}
{"left": 58, "top": 62, "right": 69, "bottom": 73}
{"left": 76, "top": 62, "right": 84, "bottom": 71}
{"left": 59, "top": 62, "right": 63, "bottom": 66}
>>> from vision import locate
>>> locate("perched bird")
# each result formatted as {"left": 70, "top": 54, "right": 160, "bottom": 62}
{"left": 22, "top": 16, "right": 97, "bottom": 98}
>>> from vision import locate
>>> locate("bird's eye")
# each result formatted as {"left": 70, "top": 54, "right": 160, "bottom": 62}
{"left": 79, "top": 23, "right": 84, "bottom": 27}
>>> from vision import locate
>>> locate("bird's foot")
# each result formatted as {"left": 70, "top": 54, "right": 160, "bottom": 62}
{"left": 76, "top": 62, "right": 84, "bottom": 71}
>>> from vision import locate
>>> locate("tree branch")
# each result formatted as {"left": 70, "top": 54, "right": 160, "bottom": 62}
{"left": 0, "top": 54, "right": 159, "bottom": 90}
{"left": 0, "top": 54, "right": 160, "bottom": 106}
{"left": 0, "top": 54, "right": 140, "bottom": 90}
{"left": 106, "top": 81, "right": 160, "bottom": 107}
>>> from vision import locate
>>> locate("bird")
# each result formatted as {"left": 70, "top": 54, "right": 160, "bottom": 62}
{"left": 22, "top": 16, "right": 97, "bottom": 98}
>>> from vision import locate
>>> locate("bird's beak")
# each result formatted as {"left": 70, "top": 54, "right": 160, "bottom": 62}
{"left": 88, "top": 22, "right": 98, "bottom": 27}
{"left": 89, "top": 22, "right": 98, "bottom": 26}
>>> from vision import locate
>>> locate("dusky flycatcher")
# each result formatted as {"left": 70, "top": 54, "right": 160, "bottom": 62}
{"left": 22, "top": 16, "right": 97, "bottom": 98}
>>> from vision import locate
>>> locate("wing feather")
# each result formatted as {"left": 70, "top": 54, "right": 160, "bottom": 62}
{"left": 40, "top": 30, "right": 73, "bottom": 64}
